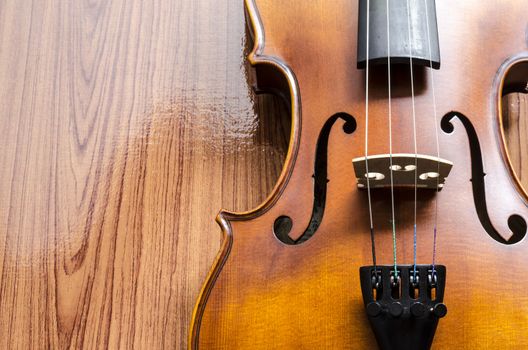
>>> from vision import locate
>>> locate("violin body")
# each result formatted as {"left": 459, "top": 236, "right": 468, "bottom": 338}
{"left": 190, "top": 0, "right": 528, "bottom": 348}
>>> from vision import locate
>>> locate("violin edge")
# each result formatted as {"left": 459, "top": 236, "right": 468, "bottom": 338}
{"left": 215, "top": 0, "right": 302, "bottom": 221}
{"left": 189, "top": 1, "right": 302, "bottom": 348}
{"left": 495, "top": 53, "right": 528, "bottom": 206}
{"left": 188, "top": 214, "right": 232, "bottom": 350}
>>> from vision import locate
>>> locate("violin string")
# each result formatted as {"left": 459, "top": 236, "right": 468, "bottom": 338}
{"left": 386, "top": 0, "right": 398, "bottom": 279}
{"left": 424, "top": 0, "right": 441, "bottom": 276}
{"left": 405, "top": 0, "right": 419, "bottom": 281}
{"left": 364, "top": 0, "right": 378, "bottom": 275}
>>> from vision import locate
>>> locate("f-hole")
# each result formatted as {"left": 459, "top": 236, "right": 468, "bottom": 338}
{"left": 441, "top": 112, "right": 527, "bottom": 244}
{"left": 273, "top": 113, "right": 357, "bottom": 245}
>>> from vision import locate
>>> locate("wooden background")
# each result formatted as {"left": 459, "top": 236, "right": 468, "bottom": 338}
{"left": 0, "top": 0, "right": 524, "bottom": 348}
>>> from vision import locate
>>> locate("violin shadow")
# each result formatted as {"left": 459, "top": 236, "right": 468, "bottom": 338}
{"left": 365, "top": 63, "right": 428, "bottom": 99}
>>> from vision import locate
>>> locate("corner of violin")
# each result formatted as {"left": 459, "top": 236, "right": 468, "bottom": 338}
{"left": 188, "top": 212, "right": 233, "bottom": 350}
{"left": 213, "top": 0, "right": 303, "bottom": 222}
{"left": 244, "top": 0, "right": 264, "bottom": 63}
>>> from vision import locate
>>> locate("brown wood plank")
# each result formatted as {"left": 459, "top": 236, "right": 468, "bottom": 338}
{"left": 0, "top": 0, "right": 287, "bottom": 348}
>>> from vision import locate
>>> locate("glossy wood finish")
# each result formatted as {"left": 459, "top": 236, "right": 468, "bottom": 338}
{"left": 192, "top": 0, "right": 528, "bottom": 349}
{"left": 0, "top": 0, "right": 291, "bottom": 348}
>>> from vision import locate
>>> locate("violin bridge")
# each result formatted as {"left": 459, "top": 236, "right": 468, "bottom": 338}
{"left": 352, "top": 154, "right": 453, "bottom": 190}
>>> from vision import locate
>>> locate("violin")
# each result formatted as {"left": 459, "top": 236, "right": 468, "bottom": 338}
{"left": 190, "top": 0, "right": 528, "bottom": 348}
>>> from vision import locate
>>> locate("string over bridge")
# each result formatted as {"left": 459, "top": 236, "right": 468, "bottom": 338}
{"left": 352, "top": 154, "right": 453, "bottom": 190}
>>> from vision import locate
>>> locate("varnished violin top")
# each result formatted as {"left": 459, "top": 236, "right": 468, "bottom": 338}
{"left": 191, "top": 0, "right": 528, "bottom": 349}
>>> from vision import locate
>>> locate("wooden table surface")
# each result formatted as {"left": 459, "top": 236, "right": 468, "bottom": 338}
{"left": 0, "top": 0, "right": 525, "bottom": 349}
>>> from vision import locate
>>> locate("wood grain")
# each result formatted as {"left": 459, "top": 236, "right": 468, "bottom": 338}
{"left": 0, "top": 0, "right": 288, "bottom": 348}
{"left": 0, "top": 0, "right": 524, "bottom": 348}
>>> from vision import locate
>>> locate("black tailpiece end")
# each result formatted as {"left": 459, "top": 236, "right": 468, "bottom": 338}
{"left": 359, "top": 265, "right": 447, "bottom": 350}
